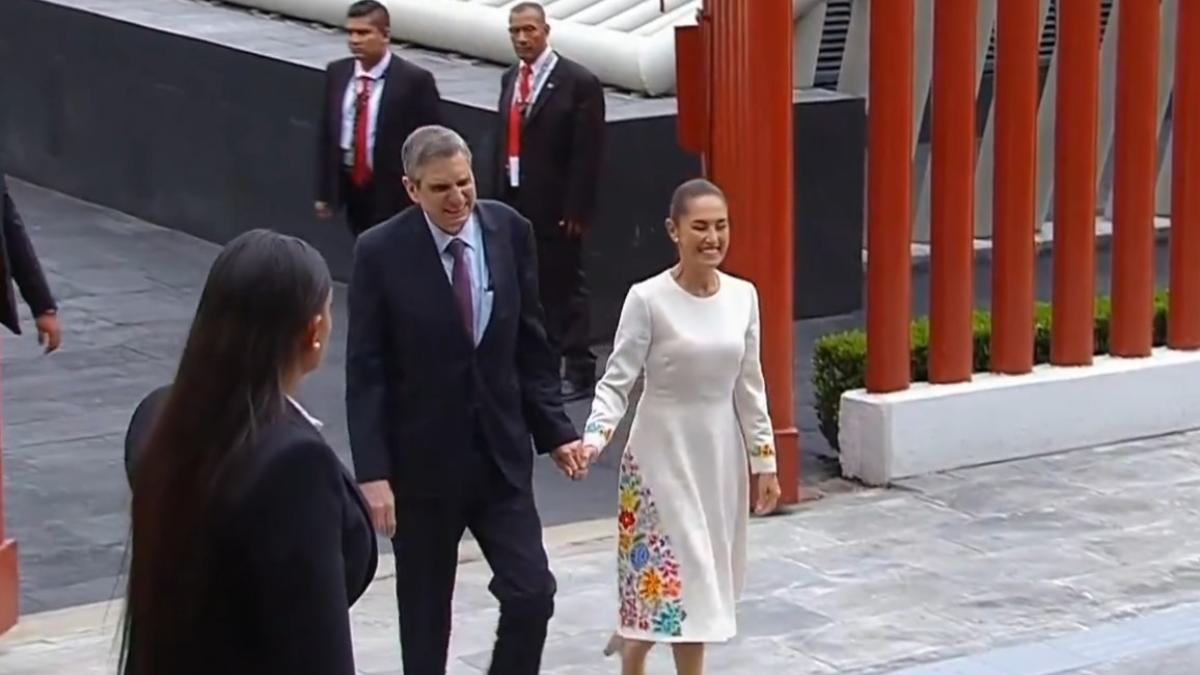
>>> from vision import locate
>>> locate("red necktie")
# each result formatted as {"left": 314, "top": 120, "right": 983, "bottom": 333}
{"left": 352, "top": 76, "right": 373, "bottom": 187}
{"left": 507, "top": 64, "right": 532, "bottom": 166}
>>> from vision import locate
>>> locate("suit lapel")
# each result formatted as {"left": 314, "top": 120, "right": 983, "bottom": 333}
{"left": 523, "top": 57, "right": 561, "bottom": 127}
{"left": 477, "top": 206, "right": 508, "bottom": 346}
{"left": 375, "top": 57, "right": 400, "bottom": 146}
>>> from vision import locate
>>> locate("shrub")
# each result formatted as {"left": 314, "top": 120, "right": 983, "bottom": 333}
{"left": 812, "top": 290, "right": 1171, "bottom": 451}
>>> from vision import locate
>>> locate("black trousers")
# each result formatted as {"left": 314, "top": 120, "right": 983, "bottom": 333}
{"left": 536, "top": 227, "right": 596, "bottom": 382}
{"left": 340, "top": 171, "right": 396, "bottom": 237}
{"left": 391, "top": 446, "right": 555, "bottom": 675}
{"left": 502, "top": 188, "right": 596, "bottom": 382}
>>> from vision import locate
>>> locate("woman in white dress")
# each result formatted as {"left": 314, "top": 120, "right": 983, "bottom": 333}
{"left": 579, "top": 178, "right": 782, "bottom": 675}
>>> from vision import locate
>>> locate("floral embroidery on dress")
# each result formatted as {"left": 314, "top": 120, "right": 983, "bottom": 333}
{"left": 617, "top": 451, "right": 686, "bottom": 636}
{"left": 750, "top": 443, "right": 775, "bottom": 459}
{"left": 585, "top": 420, "right": 614, "bottom": 442}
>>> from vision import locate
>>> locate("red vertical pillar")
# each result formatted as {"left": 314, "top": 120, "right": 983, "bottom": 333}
{"left": 1051, "top": 0, "right": 1101, "bottom": 366}
{"left": 990, "top": 0, "right": 1041, "bottom": 374}
{"left": 929, "top": 0, "right": 977, "bottom": 383}
{"left": 705, "top": 0, "right": 798, "bottom": 504}
{"left": 865, "top": 0, "right": 915, "bottom": 393}
{"left": 1109, "top": 0, "right": 1160, "bottom": 357}
{"left": 1169, "top": 0, "right": 1200, "bottom": 349}
{"left": 0, "top": 335, "right": 15, "bottom": 635}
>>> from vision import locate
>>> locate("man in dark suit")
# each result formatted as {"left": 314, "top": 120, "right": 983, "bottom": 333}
{"left": 495, "top": 2, "right": 605, "bottom": 400}
{"left": 315, "top": 0, "right": 442, "bottom": 236}
{"left": 346, "top": 125, "right": 584, "bottom": 675}
{"left": 0, "top": 174, "right": 61, "bottom": 353}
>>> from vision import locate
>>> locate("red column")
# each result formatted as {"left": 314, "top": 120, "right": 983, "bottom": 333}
{"left": 929, "top": 0, "right": 977, "bottom": 384}
{"left": 990, "top": 0, "right": 1040, "bottom": 374}
{"left": 705, "top": 0, "right": 799, "bottom": 504}
{"left": 1051, "top": 0, "right": 1101, "bottom": 366}
{"left": 1109, "top": 0, "right": 1160, "bottom": 357}
{"left": 866, "top": 0, "right": 915, "bottom": 392}
{"left": 1169, "top": 0, "right": 1200, "bottom": 349}
{"left": 0, "top": 336, "right": 14, "bottom": 635}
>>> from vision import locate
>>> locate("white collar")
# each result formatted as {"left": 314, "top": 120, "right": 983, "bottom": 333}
{"left": 287, "top": 396, "right": 324, "bottom": 430}
{"left": 425, "top": 211, "right": 480, "bottom": 252}
{"left": 354, "top": 51, "right": 391, "bottom": 80}
{"left": 522, "top": 46, "right": 554, "bottom": 75}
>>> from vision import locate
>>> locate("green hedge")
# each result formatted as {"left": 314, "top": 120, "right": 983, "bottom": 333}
{"left": 812, "top": 290, "right": 1171, "bottom": 451}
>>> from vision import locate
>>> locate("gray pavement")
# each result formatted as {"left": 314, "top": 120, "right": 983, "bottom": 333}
{"left": 7, "top": 430, "right": 1200, "bottom": 673}
{"left": 0, "top": 179, "right": 836, "bottom": 614}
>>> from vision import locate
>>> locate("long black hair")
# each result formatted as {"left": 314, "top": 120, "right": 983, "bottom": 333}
{"left": 119, "top": 229, "right": 332, "bottom": 674}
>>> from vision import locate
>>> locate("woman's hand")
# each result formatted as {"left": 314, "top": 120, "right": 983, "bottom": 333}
{"left": 754, "top": 473, "right": 782, "bottom": 515}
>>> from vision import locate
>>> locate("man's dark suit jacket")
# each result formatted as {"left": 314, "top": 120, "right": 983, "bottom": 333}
{"left": 494, "top": 55, "right": 605, "bottom": 230}
{"left": 128, "top": 402, "right": 378, "bottom": 675}
{"left": 345, "top": 200, "right": 577, "bottom": 497}
{"left": 316, "top": 54, "right": 442, "bottom": 223}
{"left": 0, "top": 174, "right": 56, "bottom": 334}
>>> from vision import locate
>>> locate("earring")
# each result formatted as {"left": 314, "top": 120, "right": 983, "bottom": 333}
{"left": 313, "top": 340, "right": 322, "bottom": 350}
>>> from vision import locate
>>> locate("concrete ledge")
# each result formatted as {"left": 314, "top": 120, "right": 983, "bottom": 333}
{"left": 839, "top": 347, "right": 1200, "bottom": 485}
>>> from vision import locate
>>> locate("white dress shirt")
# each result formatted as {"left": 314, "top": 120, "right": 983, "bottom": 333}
{"left": 425, "top": 212, "right": 494, "bottom": 345}
{"left": 340, "top": 52, "right": 392, "bottom": 168}
{"left": 287, "top": 396, "right": 324, "bottom": 431}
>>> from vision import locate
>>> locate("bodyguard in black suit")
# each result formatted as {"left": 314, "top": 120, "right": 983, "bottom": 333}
{"left": 346, "top": 125, "right": 585, "bottom": 675}
{"left": 315, "top": 0, "right": 442, "bottom": 236}
{"left": 0, "top": 173, "right": 61, "bottom": 352}
{"left": 495, "top": 2, "right": 605, "bottom": 400}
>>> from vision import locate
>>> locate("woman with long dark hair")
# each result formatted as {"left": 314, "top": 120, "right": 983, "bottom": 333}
{"left": 120, "top": 229, "right": 376, "bottom": 674}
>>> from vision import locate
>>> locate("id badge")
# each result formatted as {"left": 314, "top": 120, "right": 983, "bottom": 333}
{"left": 508, "top": 156, "right": 520, "bottom": 187}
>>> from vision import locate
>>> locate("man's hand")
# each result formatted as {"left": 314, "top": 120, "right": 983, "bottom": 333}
{"left": 753, "top": 473, "right": 782, "bottom": 516}
{"left": 314, "top": 201, "right": 332, "bottom": 219}
{"left": 559, "top": 219, "right": 586, "bottom": 239}
{"left": 359, "top": 479, "right": 396, "bottom": 538}
{"left": 552, "top": 440, "right": 585, "bottom": 480}
{"left": 35, "top": 312, "right": 61, "bottom": 354}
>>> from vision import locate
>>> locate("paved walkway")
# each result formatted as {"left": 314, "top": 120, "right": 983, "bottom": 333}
{"left": 6, "top": 430, "right": 1200, "bottom": 673}
{"left": 1, "top": 179, "right": 841, "bottom": 613}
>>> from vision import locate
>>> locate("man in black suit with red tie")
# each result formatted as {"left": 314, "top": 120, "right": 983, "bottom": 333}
{"left": 495, "top": 2, "right": 606, "bottom": 401}
{"left": 315, "top": 0, "right": 442, "bottom": 236}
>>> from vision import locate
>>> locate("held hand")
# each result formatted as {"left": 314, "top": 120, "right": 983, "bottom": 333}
{"left": 552, "top": 441, "right": 585, "bottom": 481}
{"left": 753, "top": 473, "right": 782, "bottom": 516}
{"left": 359, "top": 479, "right": 396, "bottom": 538}
{"left": 35, "top": 312, "right": 61, "bottom": 354}
{"left": 314, "top": 201, "right": 332, "bottom": 219}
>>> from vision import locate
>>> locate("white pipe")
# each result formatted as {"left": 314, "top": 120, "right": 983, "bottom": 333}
{"left": 226, "top": 0, "right": 819, "bottom": 95}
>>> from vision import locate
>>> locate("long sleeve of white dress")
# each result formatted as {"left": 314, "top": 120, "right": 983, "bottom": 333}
{"left": 732, "top": 284, "right": 778, "bottom": 475}
{"left": 583, "top": 286, "right": 652, "bottom": 452}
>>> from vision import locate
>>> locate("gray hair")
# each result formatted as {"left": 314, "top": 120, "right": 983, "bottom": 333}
{"left": 402, "top": 125, "right": 472, "bottom": 181}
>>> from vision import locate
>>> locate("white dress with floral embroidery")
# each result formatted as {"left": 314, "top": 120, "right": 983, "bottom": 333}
{"left": 582, "top": 269, "right": 777, "bottom": 644}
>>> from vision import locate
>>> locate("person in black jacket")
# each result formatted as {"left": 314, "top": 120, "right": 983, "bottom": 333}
{"left": 119, "top": 229, "right": 376, "bottom": 675}
{"left": 495, "top": 2, "right": 605, "bottom": 400}
{"left": 315, "top": 0, "right": 443, "bottom": 236}
{"left": 346, "top": 125, "right": 582, "bottom": 675}
{"left": 0, "top": 174, "right": 61, "bottom": 352}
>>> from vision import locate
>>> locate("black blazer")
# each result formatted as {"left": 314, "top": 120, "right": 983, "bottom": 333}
{"left": 345, "top": 200, "right": 577, "bottom": 497}
{"left": 494, "top": 54, "right": 605, "bottom": 230}
{"left": 0, "top": 174, "right": 55, "bottom": 334}
{"left": 316, "top": 54, "right": 442, "bottom": 220}
{"left": 123, "top": 384, "right": 169, "bottom": 484}
{"left": 129, "top": 401, "right": 377, "bottom": 675}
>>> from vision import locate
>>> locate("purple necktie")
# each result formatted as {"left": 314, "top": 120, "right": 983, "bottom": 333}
{"left": 447, "top": 238, "right": 474, "bottom": 339}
